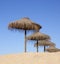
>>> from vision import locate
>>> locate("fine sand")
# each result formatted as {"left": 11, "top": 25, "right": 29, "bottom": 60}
{"left": 0, "top": 52, "right": 60, "bottom": 64}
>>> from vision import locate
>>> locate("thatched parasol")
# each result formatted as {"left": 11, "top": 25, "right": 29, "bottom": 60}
{"left": 34, "top": 40, "right": 55, "bottom": 52}
{"left": 8, "top": 17, "right": 42, "bottom": 52}
{"left": 45, "top": 46, "right": 60, "bottom": 52}
{"left": 26, "top": 32, "right": 50, "bottom": 52}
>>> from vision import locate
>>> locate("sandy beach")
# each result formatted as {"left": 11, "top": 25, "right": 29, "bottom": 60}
{"left": 0, "top": 52, "right": 60, "bottom": 64}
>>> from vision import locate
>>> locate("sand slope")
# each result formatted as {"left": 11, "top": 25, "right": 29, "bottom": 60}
{"left": 0, "top": 52, "right": 60, "bottom": 64}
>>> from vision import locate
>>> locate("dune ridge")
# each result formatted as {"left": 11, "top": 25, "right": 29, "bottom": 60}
{"left": 0, "top": 52, "right": 60, "bottom": 64}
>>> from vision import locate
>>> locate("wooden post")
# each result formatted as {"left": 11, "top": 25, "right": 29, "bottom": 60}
{"left": 44, "top": 45, "right": 45, "bottom": 52}
{"left": 37, "top": 40, "right": 38, "bottom": 52}
{"left": 24, "top": 30, "right": 27, "bottom": 52}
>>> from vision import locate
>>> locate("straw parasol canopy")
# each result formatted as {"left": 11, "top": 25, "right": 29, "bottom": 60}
{"left": 34, "top": 40, "right": 55, "bottom": 52}
{"left": 45, "top": 46, "right": 60, "bottom": 52}
{"left": 8, "top": 17, "right": 41, "bottom": 31}
{"left": 26, "top": 32, "right": 50, "bottom": 40}
{"left": 26, "top": 32, "right": 50, "bottom": 52}
{"left": 8, "top": 17, "right": 42, "bottom": 52}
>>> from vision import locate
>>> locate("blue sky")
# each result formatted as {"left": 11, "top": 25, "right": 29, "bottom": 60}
{"left": 0, "top": 0, "right": 60, "bottom": 55}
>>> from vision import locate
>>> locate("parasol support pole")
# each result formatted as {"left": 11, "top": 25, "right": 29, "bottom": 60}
{"left": 44, "top": 45, "right": 45, "bottom": 52}
{"left": 37, "top": 40, "right": 38, "bottom": 52}
{"left": 24, "top": 30, "right": 27, "bottom": 52}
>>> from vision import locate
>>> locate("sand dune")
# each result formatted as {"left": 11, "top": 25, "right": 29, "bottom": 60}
{"left": 0, "top": 52, "right": 60, "bottom": 64}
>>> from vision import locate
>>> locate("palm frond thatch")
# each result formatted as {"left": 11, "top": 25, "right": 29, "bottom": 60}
{"left": 8, "top": 17, "right": 42, "bottom": 31}
{"left": 26, "top": 32, "right": 50, "bottom": 40}
{"left": 45, "top": 46, "right": 60, "bottom": 52}
{"left": 34, "top": 40, "right": 55, "bottom": 46}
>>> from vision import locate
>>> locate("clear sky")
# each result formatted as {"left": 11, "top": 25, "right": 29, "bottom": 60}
{"left": 0, "top": 0, "right": 60, "bottom": 55}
